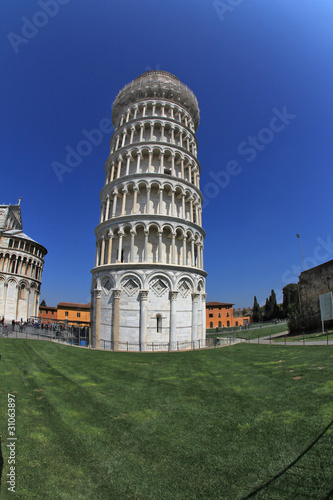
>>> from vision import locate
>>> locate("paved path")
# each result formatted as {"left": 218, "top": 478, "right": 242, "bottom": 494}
{"left": 246, "top": 331, "right": 333, "bottom": 346}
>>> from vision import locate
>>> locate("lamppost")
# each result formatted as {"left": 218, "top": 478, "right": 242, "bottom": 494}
{"left": 296, "top": 233, "right": 306, "bottom": 271}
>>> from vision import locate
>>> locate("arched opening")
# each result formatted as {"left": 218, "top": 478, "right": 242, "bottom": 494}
{"left": 156, "top": 314, "right": 162, "bottom": 333}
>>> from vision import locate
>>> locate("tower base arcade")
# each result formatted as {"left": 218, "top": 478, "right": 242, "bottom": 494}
{"left": 90, "top": 266, "right": 206, "bottom": 350}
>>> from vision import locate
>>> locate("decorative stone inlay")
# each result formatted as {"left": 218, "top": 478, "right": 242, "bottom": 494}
{"left": 121, "top": 276, "right": 140, "bottom": 296}
{"left": 102, "top": 277, "right": 113, "bottom": 294}
{"left": 150, "top": 277, "right": 169, "bottom": 296}
{"left": 140, "top": 290, "right": 149, "bottom": 300}
{"left": 177, "top": 279, "right": 191, "bottom": 298}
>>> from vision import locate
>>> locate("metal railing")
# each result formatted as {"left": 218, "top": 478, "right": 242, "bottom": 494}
{"left": 99, "top": 336, "right": 237, "bottom": 352}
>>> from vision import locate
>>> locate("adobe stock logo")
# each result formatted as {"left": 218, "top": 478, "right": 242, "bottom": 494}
{"left": 282, "top": 235, "right": 333, "bottom": 284}
{"left": 52, "top": 118, "right": 114, "bottom": 183}
{"left": 7, "top": 0, "right": 71, "bottom": 54}
{"left": 202, "top": 106, "right": 296, "bottom": 208}
{"left": 213, "top": 0, "right": 245, "bottom": 23}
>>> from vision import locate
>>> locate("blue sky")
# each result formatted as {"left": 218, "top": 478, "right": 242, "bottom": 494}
{"left": 1, "top": 0, "right": 333, "bottom": 308}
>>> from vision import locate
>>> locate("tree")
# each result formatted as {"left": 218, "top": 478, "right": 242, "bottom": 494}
{"left": 263, "top": 290, "right": 280, "bottom": 321}
{"left": 282, "top": 283, "right": 299, "bottom": 318}
{"left": 288, "top": 304, "right": 321, "bottom": 334}
{"left": 252, "top": 296, "right": 262, "bottom": 323}
{"left": 40, "top": 299, "right": 46, "bottom": 307}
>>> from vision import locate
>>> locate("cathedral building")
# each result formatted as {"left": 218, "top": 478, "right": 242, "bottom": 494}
{"left": 0, "top": 200, "right": 47, "bottom": 322}
{"left": 90, "top": 71, "right": 207, "bottom": 350}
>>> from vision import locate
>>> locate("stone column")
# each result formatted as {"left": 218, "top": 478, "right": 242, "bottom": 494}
{"left": 191, "top": 239, "right": 195, "bottom": 266}
{"left": 183, "top": 235, "right": 187, "bottom": 266}
{"left": 192, "top": 293, "right": 200, "bottom": 345}
{"left": 130, "top": 126, "right": 135, "bottom": 144}
{"left": 144, "top": 231, "right": 149, "bottom": 262}
{"left": 15, "top": 285, "right": 19, "bottom": 322}
{"left": 121, "top": 130, "right": 127, "bottom": 147}
{"left": 171, "top": 233, "right": 176, "bottom": 264}
{"left": 171, "top": 126, "right": 175, "bottom": 144}
{"left": 139, "top": 290, "right": 149, "bottom": 351}
{"left": 126, "top": 153, "right": 132, "bottom": 175}
{"left": 107, "top": 234, "right": 113, "bottom": 264}
{"left": 117, "top": 232, "right": 124, "bottom": 262}
{"left": 171, "top": 153, "right": 175, "bottom": 176}
{"left": 95, "top": 241, "right": 100, "bottom": 267}
{"left": 158, "top": 231, "right": 163, "bottom": 262}
{"left": 110, "top": 163, "right": 115, "bottom": 181}
{"left": 130, "top": 230, "right": 135, "bottom": 262}
{"left": 111, "top": 191, "right": 118, "bottom": 217}
{"left": 169, "top": 291, "right": 178, "bottom": 350}
{"left": 132, "top": 187, "right": 138, "bottom": 214}
{"left": 189, "top": 197, "right": 194, "bottom": 223}
{"left": 171, "top": 189, "right": 175, "bottom": 217}
{"left": 121, "top": 190, "right": 127, "bottom": 216}
{"left": 117, "top": 156, "right": 122, "bottom": 178}
{"left": 113, "top": 289, "right": 121, "bottom": 350}
{"left": 148, "top": 151, "right": 153, "bottom": 172}
{"left": 160, "top": 151, "right": 164, "bottom": 173}
{"left": 95, "top": 289, "right": 102, "bottom": 348}
{"left": 140, "top": 124, "right": 144, "bottom": 141}
{"left": 145, "top": 187, "right": 151, "bottom": 214}
{"left": 181, "top": 193, "right": 186, "bottom": 219}
{"left": 105, "top": 195, "right": 110, "bottom": 221}
{"left": 136, "top": 152, "right": 142, "bottom": 173}
{"left": 100, "top": 236, "right": 105, "bottom": 266}
{"left": 99, "top": 203, "right": 105, "bottom": 223}
{"left": 159, "top": 188, "right": 163, "bottom": 214}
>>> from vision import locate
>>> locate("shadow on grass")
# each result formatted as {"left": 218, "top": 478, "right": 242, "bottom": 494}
{"left": 241, "top": 419, "right": 333, "bottom": 499}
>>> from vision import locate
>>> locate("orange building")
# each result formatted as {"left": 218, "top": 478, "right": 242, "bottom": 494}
{"left": 56, "top": 302, "right": 90, "bottom": 326}
{"left": 206, "top": 302, "right": 251, "bottom": 329}
{"left": 39, "top": 302, "right": 90, "bottom": 326}
{"left": 39, "top": 305, "right": 57, "bottom": 324}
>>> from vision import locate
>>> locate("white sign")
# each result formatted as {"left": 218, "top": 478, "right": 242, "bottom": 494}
{"left": 319, "top": 292, "right": 333, "bottom": 321}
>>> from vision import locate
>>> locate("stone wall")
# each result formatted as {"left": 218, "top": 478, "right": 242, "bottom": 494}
{"left": 298, "top": 259, "right": 333, "bottom": 314}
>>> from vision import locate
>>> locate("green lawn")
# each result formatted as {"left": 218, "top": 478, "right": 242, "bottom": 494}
{"left": 0, "top": 339, "right": 332, "bottom": 499}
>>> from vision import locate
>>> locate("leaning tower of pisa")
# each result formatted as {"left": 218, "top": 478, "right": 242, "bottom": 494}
{"left": 90, "top": 71, "right": 207, "bottom": 350}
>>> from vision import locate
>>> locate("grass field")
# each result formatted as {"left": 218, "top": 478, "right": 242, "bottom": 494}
{"left": 0, "top": 339, "right": 332, "bottom": 499}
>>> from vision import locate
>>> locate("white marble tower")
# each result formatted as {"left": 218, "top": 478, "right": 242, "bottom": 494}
{"left": 91, "top": 71, "right": 207, "bottom": 350}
